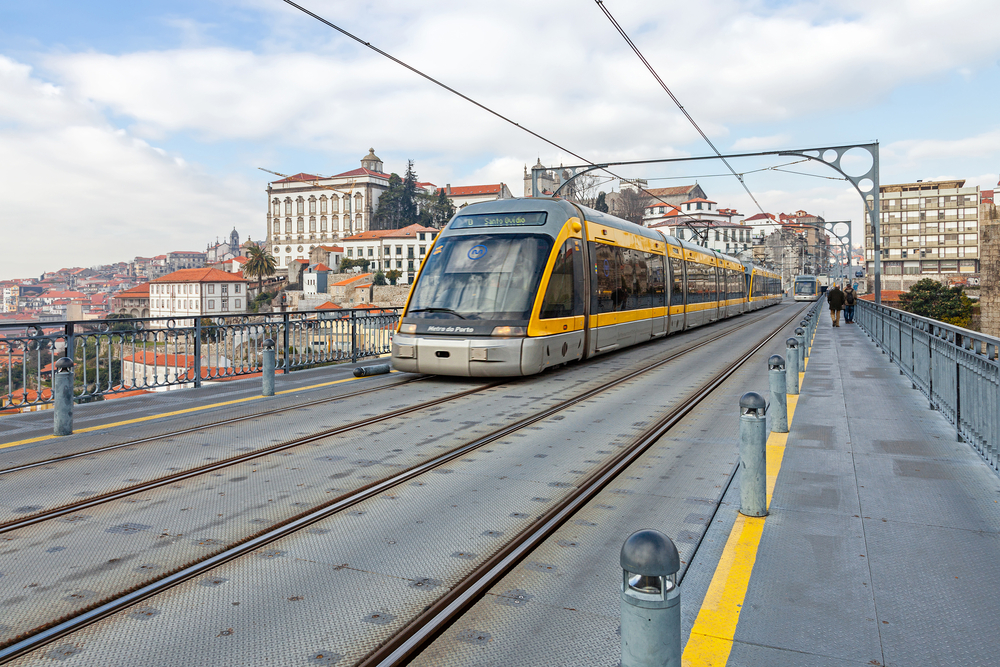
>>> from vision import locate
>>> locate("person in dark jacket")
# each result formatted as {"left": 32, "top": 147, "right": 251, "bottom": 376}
{"left": 827, "top": 284, "right": 845, "bottom": 327}
{"left": 843, "top": 285, "right": 857, "bottom": 323}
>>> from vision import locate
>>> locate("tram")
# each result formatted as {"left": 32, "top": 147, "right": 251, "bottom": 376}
{"left": 792, "top": 275, "right": 822, "bottom": 301}
{"left": 392, "top": 198, "right": 782, "bottom": 377}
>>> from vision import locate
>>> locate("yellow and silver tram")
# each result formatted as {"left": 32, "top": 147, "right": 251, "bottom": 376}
{"left": 792, "top": 275, "right": 822, "bottom": 301}
{"left": 392, "top": 198, "right": 782, "bottom": 377}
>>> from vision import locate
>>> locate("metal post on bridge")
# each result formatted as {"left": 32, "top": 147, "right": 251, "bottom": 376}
{"left": 262, "top": 339, "right": 276, "bottom": 397}
{"left": 619, "top": 529, "right": 681, "bottom": 667}
{"left": 53, "top": 357, "right": 74, "bottom": 436}
{"left": 795, "top": 326, "right": 807, "bottom": 371}
{"left": 739, "top": 391, "right": 768, "bottom": 517}
{"left": 785, "top": 337, "right": 800, "bottom": 395}
{"left": 768, "top": 355, "right": 788, "bottom": 433}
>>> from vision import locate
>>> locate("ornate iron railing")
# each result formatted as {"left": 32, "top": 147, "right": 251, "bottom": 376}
{"left": 0, "top": 308, "right": 400, "bottom": 412}
{"left": 856, "top": 299, "right": 998, "bottom": 473}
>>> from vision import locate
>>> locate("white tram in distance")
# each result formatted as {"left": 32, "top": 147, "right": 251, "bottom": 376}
{"left": 792, "top": 275, "right": 822, "bottom": 301}
{"left": 392, "top": 198, "right": 783, "bottom": 377}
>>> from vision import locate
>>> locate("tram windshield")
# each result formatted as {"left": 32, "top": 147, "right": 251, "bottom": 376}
{"left": 406, "top": 233, "right": 553, "bottom": 321}
{"left": 794, "top": 279, "right": 817, "bottom": 295}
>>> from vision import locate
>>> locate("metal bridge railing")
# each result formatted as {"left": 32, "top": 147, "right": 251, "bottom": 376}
{"left": 0, "top": 308, "right": 400, "bottom": 413}
{"left": 856, "top": 299, "right": 998, "bottom": 472}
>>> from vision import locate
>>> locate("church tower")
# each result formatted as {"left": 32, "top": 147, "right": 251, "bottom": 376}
{"left": 230, "top": 227, "right": 240, "bottom": 251}
{"left": 360, "top": 148, "right": 384, "bottom": 173}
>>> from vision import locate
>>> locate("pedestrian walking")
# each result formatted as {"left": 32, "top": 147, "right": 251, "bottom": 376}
{"left": 827, "top": 283, "right": 845, "bottom": 327}
{"left": 843, "top": 284, "right": 857, "bottom": 323}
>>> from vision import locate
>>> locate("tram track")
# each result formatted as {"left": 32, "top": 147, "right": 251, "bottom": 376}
{"left": 0, "top": 304, "right": 804, "bottom": 663}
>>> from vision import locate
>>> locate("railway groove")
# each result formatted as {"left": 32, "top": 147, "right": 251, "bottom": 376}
{"left": 0, "top": 305, "right": 801, "bottom": 664}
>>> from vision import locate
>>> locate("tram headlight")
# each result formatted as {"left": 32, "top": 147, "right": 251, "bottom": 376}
{"left": 399, "top": 323, "right": 417, "bottom": 334}
{"left": 491, "top": 326, "right": 526, "bottom": 337}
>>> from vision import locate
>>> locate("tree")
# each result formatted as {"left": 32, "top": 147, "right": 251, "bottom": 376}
{"left": 594, "top": 191, "right": 609, "bottom": 213}
{"left": 386, "top": 269, "right": 403, "bottom": 286}
{"left": 373, "top": 271, "right": 388, "bottom": 286}
{"left": 898, "top": 278, "right": 974, "bottom": 328}
{"left": 616, "top": 188, "right": 652, "bottom": 225}
{"left": 565, "top": 173, "right": 600, "bottom": 208}
{"left": 339, "top": 258, "right": 371, "bottom": 272}
{"left": 243, "top": 246, "right": 277, "bottom": 293}
{"left": 429, "top": 189, "right": 456, "bottom": 228}
{"left": 372, "top": 173, "right": 404, "bottom": 230}
{"left": 373, "top": 160, "right": 446, "bottom": 230}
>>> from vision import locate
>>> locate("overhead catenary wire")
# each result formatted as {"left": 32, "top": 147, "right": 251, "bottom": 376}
{"left": 594, "top": 0, "right": 770, "bottom": 221}
{"left": 280, "top": 0, "right": 718, "bottom": 243}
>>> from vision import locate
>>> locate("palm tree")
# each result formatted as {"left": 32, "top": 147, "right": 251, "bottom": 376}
{"left": 243, "top": 246, "right": 277, "bottom": 294}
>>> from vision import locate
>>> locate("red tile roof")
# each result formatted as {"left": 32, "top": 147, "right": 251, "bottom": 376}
{"left": 315, "top": 301, "right": 342, "bottom": 310}
{"left": 151, "top": 268, "right": 247, "bottom": 283}
{"left": 328, "top": 167, "right": 390, "bottom": 180}
{"left": 681, "top": 197, "right": 717, "bottom": 204}
{"left": 644, "top": 185, "right": 700, "bottom": 197}
{"left": 438, "top": 184, "right": 502, "bottom": 196}
{"left": 341, "top": 224, "right": 437, "bottom": 241}
{"left": 117, "top": 283, "right": 150, "bottom": 297}
{"left": 331, "top": 273, "right": 373, "bottom": 287}
{"left": 310, "top": 263, "right": 331, "bottom": 272}
{"left": 273, "top": 172, "right": 322, "bottom": 183}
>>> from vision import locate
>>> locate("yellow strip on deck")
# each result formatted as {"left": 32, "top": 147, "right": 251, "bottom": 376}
{"left": 682, "top": 363, "right": 802, "bottom": 666}
{"left": 0, "top": 359, "right": 396, "bottom": 451}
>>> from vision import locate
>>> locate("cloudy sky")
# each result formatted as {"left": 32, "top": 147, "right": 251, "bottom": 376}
{"left": 2, "top": 0, "right": 998, "bottom": 279}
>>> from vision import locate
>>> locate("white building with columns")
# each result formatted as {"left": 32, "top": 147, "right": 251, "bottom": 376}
{"left": 266, "top": 149, "right": 392, "bottom": 272}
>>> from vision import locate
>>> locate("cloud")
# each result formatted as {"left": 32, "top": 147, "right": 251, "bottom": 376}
{"left": 732, "top": 135, "right": 794, "bottom": 151}
{"left": 0, "top": 56, "right": 257, "bottom": 279}
{"left": 886, "top": 130, "right": 1000, "bottom": 162}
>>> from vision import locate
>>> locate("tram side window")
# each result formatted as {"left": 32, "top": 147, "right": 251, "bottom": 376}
{"left": 647, "top": 253, "right": 666, "bottom": 308}
{"left": 592, "top": 242, "right": 622, "bottom": 313}
{"left": 634, "top": 251, "right": 651, "bottom": 309}
{"left": 669, "top": 257, "right": 684, "bottom": 306}
{"left": 620, "top": 248, "right": 638, "bottom": 310}
{"left": 686, "top": 261, "right": 703, "bottom": 304}
{"left": 708, "top": 265, "right": 719, "bottom": 303}
{"left": 540, "top": 238, "right": 584, "bottom": 319}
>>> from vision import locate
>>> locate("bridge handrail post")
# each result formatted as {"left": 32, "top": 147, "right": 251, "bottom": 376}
{"left": 619, "top": 529, "right": 681, "bottom": 667}
{"left": 53, "top": 357, "right": 75, "bottom": 436}
{"left": 739, "top": 391, "right": 768, "bottom": 517}
{"left": 768, "top": 355, "right": 788, "bottom": 433}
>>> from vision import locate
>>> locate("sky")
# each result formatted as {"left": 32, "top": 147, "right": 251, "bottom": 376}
{"left": 1, "top": 0, "right": 998, "bottom": 279}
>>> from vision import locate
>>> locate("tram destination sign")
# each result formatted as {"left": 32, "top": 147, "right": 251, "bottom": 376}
{"left": 451, "top": 212, "right": 548, "bottom": 229}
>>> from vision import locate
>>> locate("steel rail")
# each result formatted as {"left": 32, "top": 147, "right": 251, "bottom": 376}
{"left": 0, "top": 373, "right": 426, "bottom": 476}
{"left": 358, "top": 304, "right": 807, "bottom": 666}
{"left": 0, "top": 304, "right": 793, "bottom": 663}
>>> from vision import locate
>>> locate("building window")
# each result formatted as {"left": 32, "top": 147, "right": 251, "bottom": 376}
{"left": 284, "top": 199, "right": 292, "bottom": 215}
{"left": 235, "top": 284, "right": 241, "bottom": 293}
{"left": 235, "top": 299, "right": 241, "bottom": 309}
{"left": 347, "top": 248, "right": 353, "bottom": 257}
{"left": 368, "top": 247, "right": 374, "bottom": 256}
{"left": 208, "top": 299, "right": 215, "bottom": 309}
{"left": 320, "top": 216, "right": 327, "bottom": 232}
{"left": 296, "top": 198, "right": 304, "bottom": 215}
{"left": 309, "top": 217, "right": 316, "bottom": 232}
{"left": 297, "top": 218, "right": 304, "bottom": 233}
{"left": 221, "top": 299, "right": 228, "bottom": 310}
{"left": 273, "top": 221, "right": 280, "bottom": 234}
{"left": 396, "top": 246, "right": 403, "bottom": 255}
{"left": 208, "top": 284, "right": 215, "bottom": 294}
{"left": 309, "top": 199, "right": 316, "bottom": 214}
{"left": 320, "top": 197, "right": 327, "bottom": 214}
{"left": 331, "top": 198, "right": 339, "bottom": 213}
{"left": 273, "top": 199, "right": 280, "bottom": 215}
{"left": 285, "top": 218, "right": 292, "bottom": 234}
{"left": 396, "top": 260, "right": 402, "bottom": 269}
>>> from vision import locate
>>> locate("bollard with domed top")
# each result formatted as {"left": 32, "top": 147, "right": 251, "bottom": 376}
{"left": 800, "top": 318, "right": 811, "bottom": 350}
{"left": 739, "top": 391, "right": 768, "bottom": 517}
{"left": 620, "top": 529, "right": 681, "bottom": 667}
{"left": 795, "top": 326, "right": 807, "bottom": 370}
{"left": 785, "top": 337, "right": 800, "bottom": 395}
{"left": 768, "top": 355, "right": 788, "bottom": 433}
{"left": 262, "top": 339, "right": 276, "bottom": 397}
{"left": 53, "top": 357, "right": 74, "bottom": 436}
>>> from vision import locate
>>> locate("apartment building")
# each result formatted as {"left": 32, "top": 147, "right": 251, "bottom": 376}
{"left": 867, "top": 179, "right": 981, "bottom": 288}
{"left": 340, "top": 224, "right": 440, "bottom": 285}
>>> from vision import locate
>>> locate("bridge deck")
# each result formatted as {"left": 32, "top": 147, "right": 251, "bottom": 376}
{"left": 685, "top": 310, "right": 1000, "bottom": 667}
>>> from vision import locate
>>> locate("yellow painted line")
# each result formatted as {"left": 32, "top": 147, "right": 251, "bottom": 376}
{"left": 0, "top": 369, "right": 396, "bottom": 451}
{"left": 682, "top": 381, "right": 801, "bottom": 666}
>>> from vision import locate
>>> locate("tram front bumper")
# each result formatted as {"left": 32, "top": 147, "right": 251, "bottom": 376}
{"left": 391, "top": 334, "right": 526, "bottom": 377}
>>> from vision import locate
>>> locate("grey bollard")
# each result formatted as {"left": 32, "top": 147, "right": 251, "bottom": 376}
{"left": 354, "top": 364, "right": 391, "bottom": 378}
{"left": 262, "top": 338, "right": 276, "bottom": 397}
{"left": 620, "top": 529, "right": 681, "bottom": 667}
{"left": 768, "top": 355, "right": 788, "bottom": 433}
{"left": 739, "top": 391, "right": 768, "bottom": 517}
{"left": 795, "top": 327, "right": 806, "bottom": 370}
{"left": 800, "top": 319, "right": 810, "bottom": 348}
{"left": 785, "top": 337, "right": 800, "bottom": 395}
{"left": 53, "top": 357, "right": 74, "bottom": 436}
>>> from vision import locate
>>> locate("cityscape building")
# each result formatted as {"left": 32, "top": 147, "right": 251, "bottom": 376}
{"left": 340, "top": 224, "right": 440, "bottom": 284}
{"left": 148, "top": 268, "right": 248, "bottom": 324}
